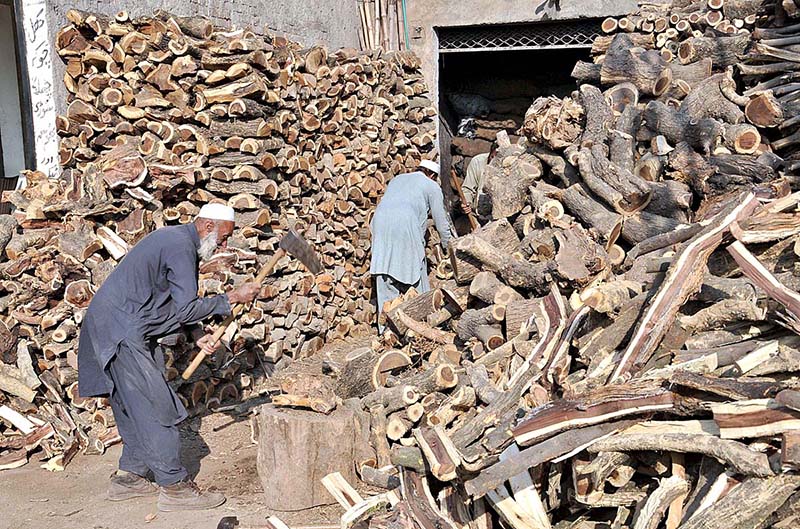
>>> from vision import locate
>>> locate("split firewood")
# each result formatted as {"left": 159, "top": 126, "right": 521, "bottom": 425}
{"left": 680, "top": 474, "right": 800, "bottom": 529}
{"left": 632, "top": 475, "right": 689, "bottom": 529}
{"left": 588, "top": 431, "right": 773, "bottom": 477}
{"left": 728, "top": 240, "right": 800, "bottom": 332}
{"left": 322, "top": 471, "right": 364, "bottom": 509}
{"left": 612, "top": 192, "right": 760, "bottom": 381}
{"left": 413, "top": 427, "right": 461, "bottom": 481}
{"left": 7, "top": 6, "right": 448, "bottom": 470}
{"left": 512, "top": 382, "right": 675, "bottom": 445}
{"left": 15, "top": 8, "right": 800, "bottom": 529}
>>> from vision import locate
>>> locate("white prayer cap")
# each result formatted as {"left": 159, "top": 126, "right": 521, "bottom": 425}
{"left": 419, "top": 159, "right": 440, "bottom": 175}
{"left": 197, "top": 203, "right": 235, "bottom": 222}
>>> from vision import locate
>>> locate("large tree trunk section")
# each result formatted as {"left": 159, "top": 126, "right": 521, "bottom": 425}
{"left": 579, "top": 84, "right": 615, "bottom": 149}
{"left": 678, "top": 34, "right": 751, "bottom": 67}
{"left": 609, "top": 104, "right": 641, "bottom": 173}
{"left": 645, "top": 180, "right": 693, "bottom": 221}
{"left": 469, "top": 272, "right": 523, "bottom": 306}
{"left": 386, "top": 290, "right": 445, "bottom": 336}
{"left": 571, "top": 61, "right": 601, "bottom": 83}
{"left": 722, "top": 0, "right": 763, "bottom": 19}
{"left": 668, "top": 142, "right": 718, "bottom": 197}
{"left": 679, "top": 72, "right": 746, "bottom": 124}
{"left": 334, "top": 348, "right": 413, "bottom": 399}
{"left": 257, "top": 404, "right": 372, "bottom": 511}
{"left": 723, "top": 123, "right": 762, "bottom": 154}
{"left": 644, "top": 101, "right": 725, "bottom": 155}
{"left": 577, "top": 145, "right": 652, "bottom": 213}
{"left": 505, "top": 298, "right": 544, "bottom": 339}
{"left": 522, "top": 96, "right": 584, "bottom": 150}
{"left": 483, "top": 151, "right": 543, "bottom": 219}
{"left": 668, "top": 58, "right": 713, "bottom": 89}
{"left": 601, "top": 34, "right": 672, "bottom": 96}
{"left": 450, "top": 219, "right": 521, "bottom": 285}
{"left": 593, "top": 32, "right": 654, "bottom": 54}
{"left": 558, "top": 184, "right": 623, "bottom": 242}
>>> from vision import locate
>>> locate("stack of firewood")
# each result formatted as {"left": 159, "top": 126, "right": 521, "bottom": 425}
{"left": 260, "top": 1, "right": 800, "bottom": 528}
{"left": 597, "top": 0, "right": 762, "bottom": 64}
{"left": 0, "top": 9, "right": 437, "bottom": 471}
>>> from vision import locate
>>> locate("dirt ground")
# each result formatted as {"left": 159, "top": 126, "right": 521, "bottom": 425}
{"left": 0, "top": 411, "right": 342, "bottom": 529}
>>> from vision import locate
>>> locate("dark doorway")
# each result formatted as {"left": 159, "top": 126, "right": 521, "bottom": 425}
{"left": 439, "top": 46, "right": 591, "bottom": 231}
{"left": 441, "top": 47, "right": 590, "bottom": 171}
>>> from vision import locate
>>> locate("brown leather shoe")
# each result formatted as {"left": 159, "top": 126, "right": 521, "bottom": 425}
{"left": 158, "top": 480, "right": 226, "bottom": 512}
{"left": 107, "top": 471, "right": 158, "bottom": 501}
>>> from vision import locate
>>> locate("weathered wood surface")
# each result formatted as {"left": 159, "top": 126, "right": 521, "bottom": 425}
{"left": 257, "top": 405, "right": 371, "bottom": 510}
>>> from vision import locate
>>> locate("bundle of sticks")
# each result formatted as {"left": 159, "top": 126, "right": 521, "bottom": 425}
{"left": 357, "top": 0, "right": 408, "bottom": 52}
{"left": 0, "top": 9, "right": 437, "bottom": 470}
{"left": 263, "top": 1, "right": 800, "bottom": 528}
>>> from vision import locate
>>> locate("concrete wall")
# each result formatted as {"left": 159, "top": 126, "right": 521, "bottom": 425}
{"left": 45, "top": 0, "right": 361, "bottom": 112}
{"left": 0, "top": 4, "right": 25, "bottom": 177}
{"left": 405, "top": 0, "right": 640, "bottom": 108}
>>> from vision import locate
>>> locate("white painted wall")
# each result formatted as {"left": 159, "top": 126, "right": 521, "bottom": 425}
{"left": 0, "top": 4, "right": 25, "bottom": 178}
{"left": 20, "top": 0, "right": 59, "bottom": 177}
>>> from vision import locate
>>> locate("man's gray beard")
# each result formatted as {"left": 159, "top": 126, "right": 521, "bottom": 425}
{"left": 197, "top": 231, "right": 219, "bottom": 261}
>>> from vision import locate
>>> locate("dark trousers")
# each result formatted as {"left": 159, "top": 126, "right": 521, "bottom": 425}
{"left": 107, "top": 340, "right": 188, "bottom": 486}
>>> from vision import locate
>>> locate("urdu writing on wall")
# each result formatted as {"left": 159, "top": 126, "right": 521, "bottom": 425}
{"left": 22, "top": 0, "right": 59, "bottom": 178}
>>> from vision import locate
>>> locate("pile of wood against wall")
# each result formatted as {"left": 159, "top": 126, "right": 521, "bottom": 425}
{"left": 266, "top": 2, "right": 800, "bottom": 529}
{"left": 0, "top": 8, "right": 437, "bottom": 471}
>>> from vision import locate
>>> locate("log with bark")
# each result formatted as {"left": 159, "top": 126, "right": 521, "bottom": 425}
{"left": 19, "top": 9, "right": 800, "bottom": 529}
{"left": 0, "top": 8, "right": 439, "bottom": 471}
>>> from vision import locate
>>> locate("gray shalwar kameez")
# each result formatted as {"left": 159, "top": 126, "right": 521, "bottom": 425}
{"left": 78, "top": 224, "right": 231, "bottom": 485}
{"left": 370, "top": 171, "right": 451, "bottom": 329}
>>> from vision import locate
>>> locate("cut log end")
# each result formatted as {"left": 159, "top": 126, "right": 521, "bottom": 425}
{"left": 653, "top": 68, "right": 673, "bottom": 97}
{"left": 745, "top": 93, "right": 784, "bottom": 128}
{"left": 602, "top": 18, "right": 619, "bottom": 34}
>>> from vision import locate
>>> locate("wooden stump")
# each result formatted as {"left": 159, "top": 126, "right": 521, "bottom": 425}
{"left": 257, "top": 404, "right": 371, "bottom": 511}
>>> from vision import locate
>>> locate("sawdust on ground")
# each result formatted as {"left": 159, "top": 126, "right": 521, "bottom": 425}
{"left": 0, "top": 411, "right": 342, "bottom": 529}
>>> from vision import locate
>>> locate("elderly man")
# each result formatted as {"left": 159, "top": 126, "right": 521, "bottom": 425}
{"left": 461, "top": 142, "right": 498, "bottom": 218}
{"left": 78, "top": 203, "right": 260, "bottom": 511}
{"left": 370, "top": 160, "right": 452, "bottom": 330}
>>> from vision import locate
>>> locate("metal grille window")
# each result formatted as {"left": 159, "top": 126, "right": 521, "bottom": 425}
{"left": 438, "top": 19, "right": 601, "bottom": 52}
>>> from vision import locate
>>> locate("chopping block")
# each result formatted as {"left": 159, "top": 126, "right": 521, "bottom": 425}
{"left": 256, "top": 403, "right": 372, "bottom": 511}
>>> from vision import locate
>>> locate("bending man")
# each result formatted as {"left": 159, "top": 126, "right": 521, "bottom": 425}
{"left": 461, "top": 142, "right": 498, "bottom": 219}
{"left": 78, "top": 203, "right": 260, "bottom": 511}
{"left": 370, "top": 160, "right": 452, "bottom": 330}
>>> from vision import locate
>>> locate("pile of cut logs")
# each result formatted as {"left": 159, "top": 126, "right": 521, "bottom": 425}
{"left": 264, "top": 1, "right": 800, "bottom": 528}
{"left": 0, "top": 9, "right": 437, "bottom": 470}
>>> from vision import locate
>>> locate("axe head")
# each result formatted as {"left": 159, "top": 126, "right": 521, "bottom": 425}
{"left": 280, "top": 229, "right": 323, "bottom": 274}
{"left": 217, "top": 516, "right": 239, "bottom": 529}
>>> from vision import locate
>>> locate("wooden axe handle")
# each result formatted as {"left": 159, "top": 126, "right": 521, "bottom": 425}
{"left": 182, "top": 248, "right": 287, "bottom": 380}
{"left": 450, "top": 169, "right": 478, "bottom": 232}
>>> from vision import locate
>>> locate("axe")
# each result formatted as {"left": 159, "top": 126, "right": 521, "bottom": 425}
{"left": 182, "top": 230, "right": 322, "bottom": 380}
{"left": 449, "top": 168, "right": 478, "bottom": 232}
